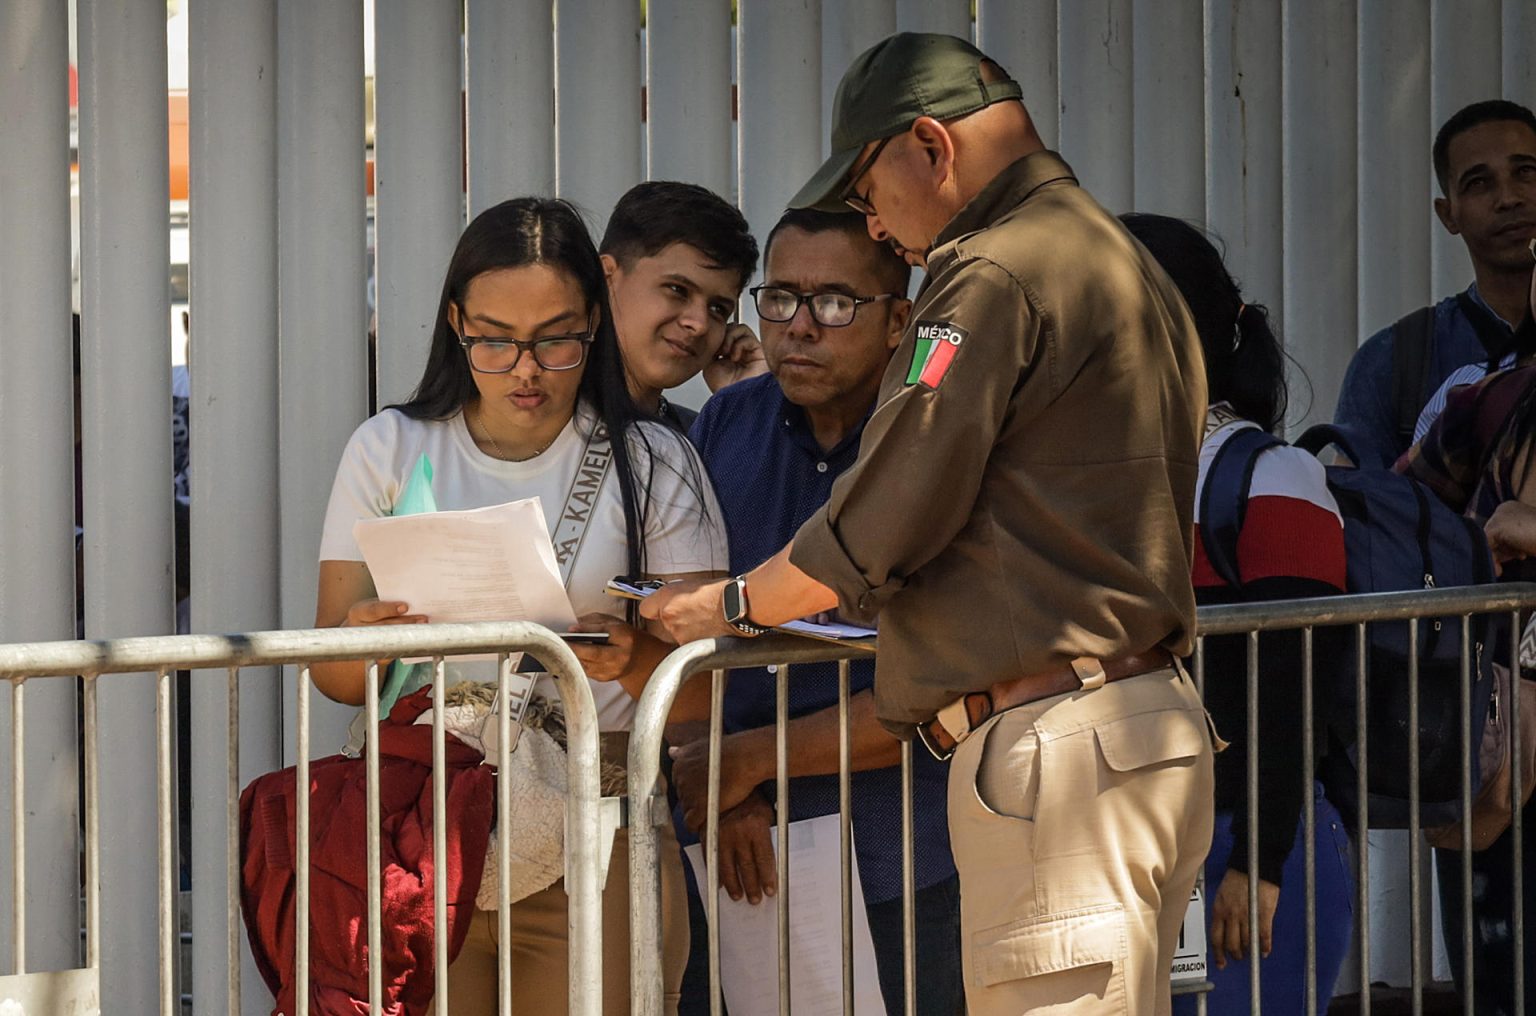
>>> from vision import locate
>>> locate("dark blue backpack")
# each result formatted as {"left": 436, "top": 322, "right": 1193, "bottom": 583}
{"left": 1201, "top": 422, "right": 1497, "bottom": 829}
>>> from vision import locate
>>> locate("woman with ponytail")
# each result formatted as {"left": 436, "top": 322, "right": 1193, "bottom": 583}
{"left": 1122, "top": 213, "right": 1355, "bottom": 1015}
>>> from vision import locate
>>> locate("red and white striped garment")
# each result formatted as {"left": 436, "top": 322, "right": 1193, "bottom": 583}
{"left": 1192, "top": 408, "right": 1347, "bottom": 592}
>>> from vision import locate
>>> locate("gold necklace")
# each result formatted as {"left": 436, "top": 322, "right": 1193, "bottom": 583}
{"left": 471, "top": 406, "right": 556, "bottom": 462}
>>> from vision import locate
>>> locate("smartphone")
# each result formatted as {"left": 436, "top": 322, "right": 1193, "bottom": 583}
{"left": 561, "top": 631, "right": 611, "bottom": 644}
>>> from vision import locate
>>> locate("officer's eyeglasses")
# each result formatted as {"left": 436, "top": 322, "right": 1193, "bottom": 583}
{"left": 457, "top": 317, "right": 595, "bottom": 373}
{"left": 750, "top": 286, "right": 899, "bottom": 328}
{"left": 840, "top": 135, "right": 894, "bottom": 216}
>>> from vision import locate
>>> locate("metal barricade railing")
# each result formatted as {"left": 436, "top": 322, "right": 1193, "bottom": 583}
{"left": 0, "top": 620, "right": 606, "bottom": 1016}
{"left": 629, "top": 584, "right": 1536, "bottom": 1015}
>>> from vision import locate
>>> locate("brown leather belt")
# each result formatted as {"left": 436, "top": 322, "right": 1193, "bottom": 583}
{"left": 917, "top": 649, "right": 1175, "bottom": 761}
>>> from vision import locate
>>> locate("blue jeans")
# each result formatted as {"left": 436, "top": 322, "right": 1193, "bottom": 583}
{"left": 1174, "top": 785, "right": 1355, "bottom": 1015}
{"left": 679, "top": 874, "right": 963, "bottom": 1015}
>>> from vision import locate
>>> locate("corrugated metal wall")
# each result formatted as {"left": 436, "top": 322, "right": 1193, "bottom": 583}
{"left": 2, "top": 0, "right": 1534, "bottom": 1009}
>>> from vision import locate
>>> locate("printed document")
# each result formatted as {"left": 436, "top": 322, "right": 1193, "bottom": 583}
{"left": 354, "top": 497, "right": 576, "bottom": 660}
{"left": 684, "top": 814, "right": 886, "bottom": 1015}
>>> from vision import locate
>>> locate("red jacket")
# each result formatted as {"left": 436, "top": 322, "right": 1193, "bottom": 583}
{"left": 240, "top": 688, "right": 496, "bottom": 1016}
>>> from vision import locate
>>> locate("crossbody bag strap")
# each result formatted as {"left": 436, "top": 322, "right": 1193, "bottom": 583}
{"left": 551, "top": 422, "right": 614, "bottom": 587}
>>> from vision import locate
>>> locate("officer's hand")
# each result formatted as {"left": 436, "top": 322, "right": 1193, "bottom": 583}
{"left": 716, "top": 791, "right": 778, "bottom": 904}
{"left": 670, "top": 732, "right": 761, "bottom": 831}
{"left": 703, "top": 323, "right": 768, "bottom": 393}
{"left": 1209, "top": 869, "right": 1280, "bottom": 969}
{"left": 640, "top": 579, "right": 734, "bottom": 643}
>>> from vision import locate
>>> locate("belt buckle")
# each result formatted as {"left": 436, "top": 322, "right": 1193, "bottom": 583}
{"left": 916, "top": 720, "right": 955, "bottom": 763}
{"left": 918, "top": 696, "right": 976, "bottom": 763}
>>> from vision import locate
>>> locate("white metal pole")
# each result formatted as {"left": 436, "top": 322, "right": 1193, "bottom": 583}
{"left": 465, "top": 0, "right": 555, "bottom": 216}
{"left": 1283, "top": 0, "right": 1359, "bottom": 432}
{"left": 1057, "top": 0, "right": 1133, "bottom": 212}
{"left": 188, "top": 0, "right": 282, "bottom": 1010}
{"left": 819, "top": 0, "right": 896, "bottom": 157}
{"left": 1358, "top": 1, "right": 1432, "bottom": 341}
{"left": 1429, "top": 0, "right": 1502, "bottom": 304}
{"left": 76, "top": 0, "right": 173, "bottom": 1010}
{"left": 1204, "top": 0, "right": 1284, "bottom": 374}
{"left": 1131, "top": 0, "right": 1205, "bottom": 224}
{"left": 646, "top": 0, "right": 733, "bottom": 198}
{"left": 0, "top": 0, "right": 80, "bottom": 976}
{"left": 374, "top": 0, "right": 464, "bottom": 407}
{"left": 554, "top": 0, "right": 643, "bottom": 232}
{"left": 737, "top": 0, "right": 821, "bottom": 275}
{"left": 895, "top": 0, "right": 970, "bottom": 39}
{"left": 975, "top": 0, "right": 1058, "bottom": 149}
{"left": 277, "top": 0, "right": 370, "bottom": 760}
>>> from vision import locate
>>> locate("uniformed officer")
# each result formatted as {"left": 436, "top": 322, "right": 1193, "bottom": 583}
{"left": 645, "top": 33, "right": 1215, "bottom": 1014}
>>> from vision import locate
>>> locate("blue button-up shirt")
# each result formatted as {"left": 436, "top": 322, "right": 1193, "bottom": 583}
{"left": 688, "top": 374, "right": 954, "bottom": 903}
{"left": 1334, "top": 283, "right": 1514, "bottom": 468}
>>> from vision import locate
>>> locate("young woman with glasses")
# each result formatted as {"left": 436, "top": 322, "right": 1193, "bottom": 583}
{"left": 311, "top": 197, "right": 725, "bottom": 1014}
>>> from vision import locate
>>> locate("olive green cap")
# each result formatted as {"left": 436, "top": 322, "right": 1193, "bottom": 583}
{"left": 789, "top": 33, "right": 1023, "bottom": 213}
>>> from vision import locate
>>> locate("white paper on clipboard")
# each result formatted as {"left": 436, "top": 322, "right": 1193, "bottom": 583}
{"left": 354, "top": 497, "right": 577, "bottom": 662}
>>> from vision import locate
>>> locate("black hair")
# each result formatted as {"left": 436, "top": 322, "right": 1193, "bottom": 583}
{"left": 599, "top": 181, "right": 760, "bottom": 290}
{"left": 390, "top": 197, "right": 655, "bottom": 577}
{"left": 1433, "top": 99, "right": 1536, "bottom": 195}
{"left": 763, "top": 207, "right": 911, "bottom": 296}
{"left": 1121, "top": 213, "right": 1289, "bottom": 434}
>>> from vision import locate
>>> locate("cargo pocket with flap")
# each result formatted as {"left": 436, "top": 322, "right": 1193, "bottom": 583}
{"left": 971, "top": 902, "right": 1127, "bottom": 1009}
{"left": 1094, "top": 707, "right": 1207, "bottom": 775}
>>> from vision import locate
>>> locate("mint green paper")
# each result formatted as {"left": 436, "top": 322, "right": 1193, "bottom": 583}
{"left": 378, "top": 453, "right": 437, "bottom": 715}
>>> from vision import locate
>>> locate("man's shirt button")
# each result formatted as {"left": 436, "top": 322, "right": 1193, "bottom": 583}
{"left": 816, "top": 461, "right": 828, "bottom": 473}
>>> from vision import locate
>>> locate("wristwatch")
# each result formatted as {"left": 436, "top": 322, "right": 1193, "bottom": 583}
{"left": 722, "top": 576, "right": 769, "bottom": 637}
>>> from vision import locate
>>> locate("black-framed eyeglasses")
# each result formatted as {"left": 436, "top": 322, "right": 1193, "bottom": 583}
{"left": 840, "top": 135, "right": 894, "bottom": 216}
{"left": 457, "top": 327, "right": 594, "bottom": 373}
{"left": 750, "top": 286, "right": 899, "bottom": 328}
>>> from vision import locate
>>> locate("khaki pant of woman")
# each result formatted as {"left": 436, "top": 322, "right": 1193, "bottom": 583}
{"left": 428, "top": 822, "right": 690, "bottom": 1015}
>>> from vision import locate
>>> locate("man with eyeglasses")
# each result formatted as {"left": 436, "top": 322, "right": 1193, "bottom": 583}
{"left": 671, "top": 208, "right": 962, "bottom": 1014}
{"left": 645, "top": 33, "right": 1213, "bottom": 1014}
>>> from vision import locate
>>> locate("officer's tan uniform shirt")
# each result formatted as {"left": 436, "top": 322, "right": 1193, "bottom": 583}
{"left": 791, "top": 151, "right": 1207, "bottom": 734}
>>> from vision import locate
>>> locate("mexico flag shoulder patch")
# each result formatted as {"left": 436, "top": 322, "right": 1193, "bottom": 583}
{"left": 905, "top": 319, "right": 969, "bottom": 389}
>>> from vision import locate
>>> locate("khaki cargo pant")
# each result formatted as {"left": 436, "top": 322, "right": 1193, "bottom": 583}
{"left": 947, "top": 665, "right": 1214, "bottom": 1015}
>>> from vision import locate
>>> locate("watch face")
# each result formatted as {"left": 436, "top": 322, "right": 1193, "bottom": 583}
{"left": 722, "top": 579, "right": 745, "bottom": 622}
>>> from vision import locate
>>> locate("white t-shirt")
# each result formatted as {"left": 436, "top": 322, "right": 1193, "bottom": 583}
{"left": 319, "top": 403, "right": 728, "bottom": 731}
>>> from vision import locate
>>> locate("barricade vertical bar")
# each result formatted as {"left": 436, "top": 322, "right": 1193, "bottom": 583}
{"left": 85, "top": 677, "right": 100, "bottom": 971}
{"left": 1355, "top": 623, "right": 1370, "bottom": 1012}
{"left": 297, "top": 665, "right": 312, "bottom": 1016}
{"left": 433, "top": 657, "right": 449, "bottom": 1009}
{"left": 838, "top": 659, "right": 854, "bottom": 1014}
{"left": 707, "top": 668, "right": 725, "bottom": 1016}
{"left": 1246, "top": 632, "right": 1261, "bottom": 1009}
{"left": 1194, "top": 638, "right": 1208, "bottom": 1016}
{"left": 1408, "top": 623, "right": 1423, "bottom": 1011}
{"left": 497, "top": 654, "right": 514, "bottom": 1016}
{"left": 1512, "top": 609, "right": 1525, "bottom": 1015}
{"left": 366, "top": 661, "right": 383, "bottom": 1015}
{"left": 227, "top": 668, "right": 243, "bottom": 1014}
{"left": 777, "top": 663, "right": 792, "bottom": 1015}
{"left": 1302, "top": 628, "right": 1317, "bottom": 1016}
{"left": 1193, "top": 636, "right": 1206, "bottom": 696}
{"left": 9, "top": 679, "right": 23, "bottom": 974}
{"left": 901, "top": 739, "right": 916, "bottom": 1016}
{"left": 157, "top": 668, "right": 176, "bottom": 1015}
{"left": 1460, "top": 617, "right": 1474, "bottom": 1012}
